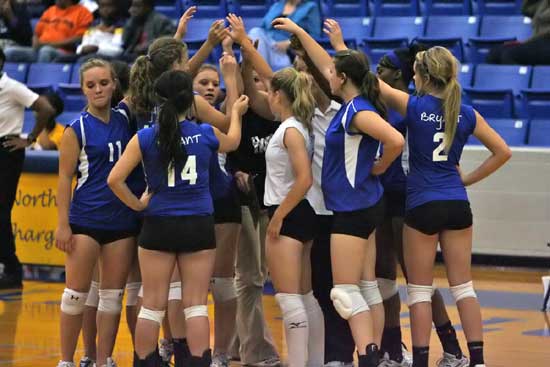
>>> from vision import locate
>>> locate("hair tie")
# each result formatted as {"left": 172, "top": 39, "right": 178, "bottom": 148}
{"left": 145, "top": 54, "right": 152, "bottom": 61}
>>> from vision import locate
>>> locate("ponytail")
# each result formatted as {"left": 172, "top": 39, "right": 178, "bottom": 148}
{"left": 129, "top": 55, "right": 155, "bottom": 117}
{"left": 360, "top": 71, "right": 387, "bottom": 121}
{"left": 291, "top": 71, "right": 315, "bottom": 131}
{"left": 442, "top": 78, "right": 462, "bottom": 153}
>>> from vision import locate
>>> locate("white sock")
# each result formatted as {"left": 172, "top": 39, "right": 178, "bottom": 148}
{"left": 275, "top": 293, "right": 309, "bottom": 367}
{"left": 303, "top": 291, "right": 325, "bottom": 367}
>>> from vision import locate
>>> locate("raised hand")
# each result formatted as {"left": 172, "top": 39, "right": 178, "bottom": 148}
{"left": 226, "top": 13, "right": 248, "bottom": 45}
{"left": 271, "top": 17, "right": 302, "bottom": 34}
{"left": 232, "top": 95, "right": 250, "bottom": 116}
{"left": 174, "top": 6, "right": 197, "bottom": 40}
{"left": 323, "top": 18, "right": 347, "bottom": 51}
{"left": 219, "top": 52, "right": 238, "bottom": 78}
{"left": 207, "top": 19, "right": 230, "bottom": 46}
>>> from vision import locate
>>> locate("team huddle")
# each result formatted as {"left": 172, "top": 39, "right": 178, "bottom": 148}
{"left": 53, "top": 9, "right": 512, "bottom": 367}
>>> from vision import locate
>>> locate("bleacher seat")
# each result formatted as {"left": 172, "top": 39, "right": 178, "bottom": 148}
{"left": 521, "top": 66, "right": 550, "bottom": 119}
{"left": 23, "top": 110, "right": 35, "bottom": 134}
{"left": 458, "top": 63, "right": 474, "bottom": 87}
{"left": 372, "top": 0, "right": 420, "bottom": 16}
{"left": 70, "top": 64, "right": 82, "bottom": 84}
{"left": 57, "top": 112, "right": 81, "bottom": 125}
{"left": 468, "top": 16, "right": 532, "bottom": 62}
{"left": 475, "top": 0, "right": 522, "bottom": 15}
{"left": 58, "top": 84, "right": 86, "bottom": 112}
{"left": 324, "top": 0, "right": 369, "bottom": 17}
{"left": 417, "top": 15, "right": 479, "bottom": 61}
{"left": 227, "top": 0, "right": 271, "bottom": 17}
{"left": 468, "top": 119, "right": 528, "bottom": 146}
{"left": 179, "top": 0, "right": 226, "bottom": 18}
{"left": 155, "top": 5, "right": 179, "bottom": 19}
{"left": 27, "top": 63, "right": 73, "bottom": 94}
{"left": 423, "top": 0, "right": 472, "bottom": 15}
{"left": 527, "top": 120, "right": 550, "bottom": 146}
{"left": 4, "top": 63, "right": 29, "bottom": 83}
{"left": 463, "top": 64, "right": 531, "bottom": 118}
{"left": 361, "top": 16, "right": 425, "bottom": 64}
{"left": 318, "top": 16, "right": 371, "bottom": 53}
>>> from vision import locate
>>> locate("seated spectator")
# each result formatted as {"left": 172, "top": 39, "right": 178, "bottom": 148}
{"left": 0, "top": 0, "right": 33, "bottom": 49}
{"left": 487, "top": 0, "right": 550, "bottom": 65}
{"left": 35, "top": 92, "right": 64, "bottom": 150}
{"left": 76, "top": 0, "right": 125, "bottom": 62}
{"left": 4, "top": 0, "right": 93, "bottom": 63}
{"left": 248, "top": 0, "right": 321, "bottom": 71}
{"left": 121, "top": 0, "right": 176, "bottom": 61}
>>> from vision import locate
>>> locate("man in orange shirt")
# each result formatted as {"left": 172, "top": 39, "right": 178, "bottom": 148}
{"left": 4, "top": 0, "right": 92, "bottom": 62}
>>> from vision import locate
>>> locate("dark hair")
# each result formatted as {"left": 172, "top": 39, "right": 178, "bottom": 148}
{"left": 0, "top": 47, "right": 5, "bottom": 72}
{"left": 334, "top": 50, "right": 387, "bottom": 120}
{"left": 111, "top": 60, "right": 130, "bottom": 106}
{"left": 380, "top": 43, "right": 428, "bottom": 85}
{"left": 44, "top": 92, "right": 64, "bottom": 131}
{"left": 154, "top": 70, "right": 195, "bottom": 173}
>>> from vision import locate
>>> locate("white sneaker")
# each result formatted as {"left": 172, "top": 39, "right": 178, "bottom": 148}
{"left": 324, "top": 362, "right": 354, "bottom": 367}
{"left": 98, "top": 357, "right": 116, "bottom": 367}
{"left": 212, "top": 353, "right": 230, "bottom": 367}
{"left": 378, "top": 352, "right": 411, "bottom": 367}
{"left": 436, "top": 352, "right": 469, "bottom": 367}
{"left": 401, "top": 345, "right": 412, "bottom": 367}
{"left": 79, "top": 357, "right": 95, "bottom": 367}
{"left": 159, "top": 338, "right": 174, "bottom": 362}
{"left": 57, "top": 362, "right": 76, "bottom": 367}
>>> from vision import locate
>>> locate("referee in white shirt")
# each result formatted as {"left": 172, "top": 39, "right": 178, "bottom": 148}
{"left": 0, "top": 48, "right": 54, "bottom": 289}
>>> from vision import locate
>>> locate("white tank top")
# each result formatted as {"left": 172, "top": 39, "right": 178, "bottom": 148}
{"left": 264, "top": 116, "right": 312, "bottom": 207}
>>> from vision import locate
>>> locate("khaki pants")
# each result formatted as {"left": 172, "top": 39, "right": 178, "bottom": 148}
{"left": 234, "top": 206, "right": 279, "bottom": 364}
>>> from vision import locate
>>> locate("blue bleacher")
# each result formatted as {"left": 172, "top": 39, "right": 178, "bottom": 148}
{"left": 372, "top": 0, "right": 420, "bottom": 16}
{"left": 58, "top": 84, "right": 86, "bottom": 112}
{"left": 4, "top": 63, "right": 29, "bottom": 83}
{"left": 23, "top": 110, "right": 35, "bottom": 134}
{"left": 475, "top": 0, "right": 522, "bottom": 15}
{"left": 227, "top": 0, "right": 272, "bottom": 17}
{"left": 521, "top": 66, "right": 550, "bottom": 119}
{"left": 179, "top": 0, "right": 227, "bottom": 18}
{"left": 27, "top": 63, "right": 73, "bottom": 94}
{"left": 417, "top": 15, "right": 480, "bottom": 62}
{"left": 155, "top": 5, "right": 179, "bottom": 19}
{"left": 527, "top": 120, "right": 550, "bottom": 146}
{"left": 324, "top": 0, "right": 369, "bottom": 17}
{"left": 458, "top": 63, "right": 474, "bottom": 87}
{"left": 463, "top": 64, "right": 531, "bottom": 118}
{"left": 423, "top": 0, "right": 472, "bottom": 15}
{"left": 468, "top": 118, "right": 528, "bottom": 146}
{"left": 57, "top": 112, "right": 82, "bottom": 125}
{"left": 70, "top": 64, "right": 82, "bottom": 84}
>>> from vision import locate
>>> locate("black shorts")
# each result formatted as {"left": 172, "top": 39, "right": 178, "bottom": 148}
{"left": 405, "top": 200, "right": 473, "bottom": 235}
{"left": 383, "top": 191, "right": 406, "bottom": 219}
{"left": 332, "top": 198, "right": 385, "bottom": 240}
{"left": 138, "top": 215, "right": 216, "bottom": 253}
{"left": 70, "top": 224, "right": 138, "bottom": 245}
{"left": 213, "top": 192, "right": 242, "bottom": 224}
{"left": 267, "top": 199, "right": 317, "bottom": 243}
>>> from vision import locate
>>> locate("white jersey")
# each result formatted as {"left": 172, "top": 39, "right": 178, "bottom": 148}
{"left": 264, "top": 116, "right": 312, "bottom": 206}
{"left": 309, "top": 100, "right": 341, "bottom": 215}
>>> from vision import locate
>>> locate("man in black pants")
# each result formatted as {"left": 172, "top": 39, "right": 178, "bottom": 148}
{"left": 0, "top": 47, "right": 54, "bottom": 289}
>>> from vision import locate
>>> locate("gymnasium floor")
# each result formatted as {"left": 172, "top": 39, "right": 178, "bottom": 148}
{"left": 1, "top": 266, "right": 549, "bottom": 367}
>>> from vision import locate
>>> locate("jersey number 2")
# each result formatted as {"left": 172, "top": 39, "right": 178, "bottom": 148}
{"left": 168, "top": 155, "right": 198, "bottom": 187}
{"left": 108, "top": 141, "right": 122, "bottom": 162}
{"left": 432, "top": 132, "right": 448, "bottom": 162}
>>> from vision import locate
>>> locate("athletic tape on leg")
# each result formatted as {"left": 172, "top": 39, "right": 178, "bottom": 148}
{"left": 330, "top": 284, "right": 369, "bottom": 320}
{"left": 168, "top": 281, "right": 182, "bottom": 301}
{"left": 138, "top": 307, "right": 165, "bottom": 324}
{"left": 125, "top": 282, "right": 141, "bottom": 306}
{"left": 183, "top": 305, "right": 208, "bottom": 320}
{"left": 407, "top": 283, "right": 433, "bottom": 306}
{"left": 450, "top": 281, "right": 477, "bottom": 302}
{"left": 61, "top": 288, "right": 88, "bottom": 315}
{"left": 360, "top": 279, "right": 383, "bottom": 306}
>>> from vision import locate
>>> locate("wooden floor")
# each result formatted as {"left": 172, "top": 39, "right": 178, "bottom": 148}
{"left": 1, "top": 265, "right": 549, "bottom": 367}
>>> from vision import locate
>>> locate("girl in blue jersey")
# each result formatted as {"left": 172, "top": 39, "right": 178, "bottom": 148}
{"left": 376, "top": 45, "right": 469, "bottom": 367}
{"left": 378, "top": 46, "right": 512, "bottom": 367}
{"left": 108, "top": 64, "right": 248, "bottom": 367}
{"left": 272, "top": 18, "right": 405, "bottom": 367}
{"left": 55, "top": 59, "right": 141, "bottom": 367}
{"left": 193, "top": 63, "right": 242, "bottom": 367}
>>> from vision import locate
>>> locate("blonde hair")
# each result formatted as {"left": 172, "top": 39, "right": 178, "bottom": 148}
{"left": 196, "top": 63, "right": 219, "bottom": 75}
{"left": 270, "top": 67, "right": 315, "bottom": 131}
{"left": 79, "top": 58, "right": 116, "bottom": 87}
{"left": 129, "top": 37, "right": 189, "bottom": 117}
{"left": 415, "top": 46, "right": 461, "bottom": 153}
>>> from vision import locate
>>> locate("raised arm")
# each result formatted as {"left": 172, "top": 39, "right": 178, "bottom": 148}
{"left": 378, "top": 79, "right": 410, "bottom": 117}
{"left": 323, "top": 19, "right": 348, "bottom": 52}
{"left": 186, "top": 19, "right": 229, "bottom": 78}
{"left": 241, "top": 46, "right": 275, "bottom": 120}
{"left": 460, "top": 111, "right": 512, "bottom": 186}
{"left": 173, "top": 6, "right": 197, "bottom": 41}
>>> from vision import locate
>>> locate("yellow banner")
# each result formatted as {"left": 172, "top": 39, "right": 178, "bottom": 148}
{"left": 12, "top": 173, "right": 65, "bottom": 266}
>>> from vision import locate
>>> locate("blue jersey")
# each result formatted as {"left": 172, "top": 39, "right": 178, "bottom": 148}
{"left": 322, "top": 96, "right": 384, "bottom": 212}
{"left": 405, "top": 95, "right": 476, "bottom": 210}
{"left": 138, "top": 120, "right": 219, "bottom": 216}
{"left": 69, "top": 108, "right": 139, "bottom": 231}
{"left": 380, "top": 109, "right": 408, "bottom": 193}
{"left": 209, "top": 152, "right": 235, "bottom": 200}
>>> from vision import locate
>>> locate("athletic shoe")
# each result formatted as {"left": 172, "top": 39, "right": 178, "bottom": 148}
{"left": 79, "top": 357, "right": 95, "bottom": 367}
{"left": 436, "top": 352, "right": 469, "bottom": 367}
{"left": 211, "top": 353, "right": 230, "bottom": 367}
{"left": 247, "top": 357, "right": 282, "bottom": 367}
{"left": 378, "top": 352, "right": 411, "bottom": 367}
{"left": 159, "top": 338, "right": 174, "bottom": 363}
{"left": 57, "top": 362, "right": 76, "bottom": 367}
{"left": 324, "top": 361, "right": 354, "bottom": 367}
{"left": 401, "top": 344, "right": 412, "bottom": 367}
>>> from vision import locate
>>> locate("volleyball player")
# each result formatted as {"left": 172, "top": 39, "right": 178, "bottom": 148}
{"left": 272, "top": 18, "right": 405, "bottom": 367}
{"left": 107, "top": 60, "right": 248, "bottom": 366}
{"left": 378, "top": 46, "right": 512, "bottom": 367}
{"left": 55, "top": 59, "right": 141, "bottom": 367}
{"left": 192, "top": 63, "right": 243, "bottom": 367}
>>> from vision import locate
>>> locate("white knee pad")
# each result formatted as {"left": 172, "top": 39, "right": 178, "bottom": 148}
{"left": 98, "top": 289, "right": 124, "bottom": 314}
{"left": 359, "top": 280, "right": 383, "bottom": 306}
{"left": 138, "top": 307, "right": 165, "bottom": 324}
{"left": 125, "top": 282, "right": 141, "bottom": 307}
{"left": 330, "top": 284, "right": 369, "bottom": 320}
{"left": 85, "top": 281, "right": 100, "bottom": 308}
{"left": 183, "top": 305, "right": 208, "bottom": 320}
{"left": 275, "top": 293, "right": 306, "bottom": 318}
{"left": 377, "top": 278, "right": 399, "bottom": 300}
{"left": 407, "top": 283, "right": 434, "bottom": 306}
{"left": 450, "top": 281, "right": 477, "bottom": 303}
{"left": 210, "top": 277, "right": 237, "bottom": 303}
{"left": 168, "top": 281, "right": 182, "bottom": 301}
{"left": 61, "top": 288, "right": 88, "bottom": 315}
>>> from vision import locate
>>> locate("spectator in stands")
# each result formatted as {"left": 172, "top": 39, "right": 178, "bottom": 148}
{"left": 36, "top": 92, "right": 64, "bottom": 150}
{"left": 0, "top": 47, "right": 55, "bottom": 289}
{"left": 247, "top": 0, "right": 321, "bottom": 71}
{"left": 4, "top": 0, "right": 93, "bottom": 63}
{"left": 76, "top": 0, "right": 126, "bottom": 62}
{"left": 121, "top": 0, "right": 176, "bottom": 61}
{"left": 486, "top": 0, "right": 550, "bottom": 65}
{"left": 0, "top": 0, "right": 33, "bottom": 50}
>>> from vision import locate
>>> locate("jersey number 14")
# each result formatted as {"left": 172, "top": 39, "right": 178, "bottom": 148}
{"left": 168, "top": 155, "right": 198, "bottom": 187}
